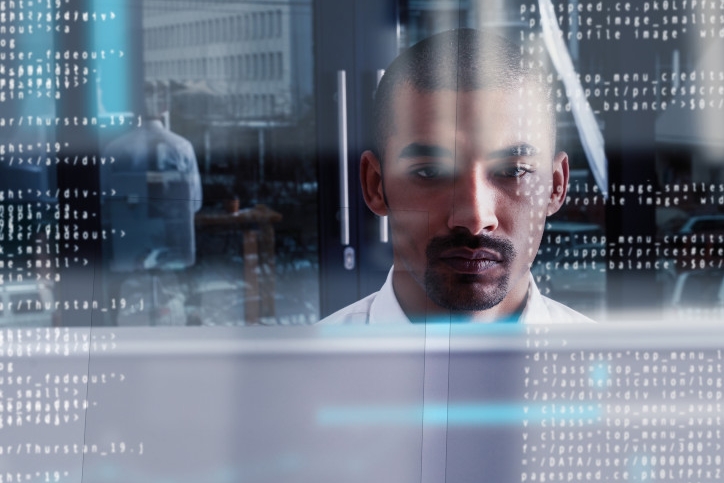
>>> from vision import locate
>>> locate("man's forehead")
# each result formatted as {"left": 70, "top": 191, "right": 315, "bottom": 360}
{"left": 391, "top": 84, "right": 550, "bottom": 113}
{"left": 388, "top": 85, "right": 554, "bottom": 149}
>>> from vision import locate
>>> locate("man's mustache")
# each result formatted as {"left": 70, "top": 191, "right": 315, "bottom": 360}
{"left": 426, "top": 231, "right": 516, "bottom": 260}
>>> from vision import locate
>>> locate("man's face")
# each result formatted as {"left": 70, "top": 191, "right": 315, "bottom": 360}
{"left": 361, "top": 85, "right": 568, "bottom": 319}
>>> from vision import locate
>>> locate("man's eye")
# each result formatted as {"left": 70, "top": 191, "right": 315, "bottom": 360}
{"left": 496, "top": 165, "right": 534, "bottom": 179}
{"left": 412, "top": 165, "right": 448, "bottom": 179}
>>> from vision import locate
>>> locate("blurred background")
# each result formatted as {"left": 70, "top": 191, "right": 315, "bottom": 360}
{"left": 2, "top": 2, "right": 724, "bottom": 483}
{"left": 0, "top": 0, "right": 722, "bottom": 327}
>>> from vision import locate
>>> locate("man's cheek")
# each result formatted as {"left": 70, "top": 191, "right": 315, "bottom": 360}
{"left": 389, "top": 210, "right": 432, "bottom": 277}
{"left": 519, "top": 211, "right": 545, "bottom": 260}
{"left": 520, "top": 182, "right": 551, "bottom": 222}
{"left": 523, "top": 226, "right": 544, "bottom": 259}
{"left": 389, "top": 209, "right": 431, "bottom": 238}
{"left": 523, "top": 176, "right": 552, "bottom": 204}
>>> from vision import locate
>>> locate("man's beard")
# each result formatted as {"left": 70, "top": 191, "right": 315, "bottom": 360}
{"left": 424, "top": 231, "right": 516, "bottom": 312}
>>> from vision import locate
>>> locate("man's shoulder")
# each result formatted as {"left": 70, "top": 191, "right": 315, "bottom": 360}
{"left": 527, "top": 293, "right": 596, "bottom": 324}
{"left": 318, "top": 268, "right": 410, "bottom": 325}
{"left": 316, "top": 292, "right": 378, "bottom": 325}
{"left": 317, "top": 270, "right": 595, "bottom": 325}
{"left": 522, "top": 274, "right": 596, "bottom": 324}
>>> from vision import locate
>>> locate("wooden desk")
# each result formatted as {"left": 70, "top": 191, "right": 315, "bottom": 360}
{"left": 195, "top": 204, "right": 282, "bottom": 324}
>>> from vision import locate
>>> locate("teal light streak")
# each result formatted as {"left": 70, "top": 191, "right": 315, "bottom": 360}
{"left": 318, "top": 403, "right": 601, "bottom": 427}
{"left": 590, "top": 362, "right": 610, "bottom": 389}
{"left": 92, "top": 0, "right": 131, "bottom": 113}
{"left": 319, "top": 320, "right": 524, "bottom": 338}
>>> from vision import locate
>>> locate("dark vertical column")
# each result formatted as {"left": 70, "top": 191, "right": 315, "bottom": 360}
{"left": 315, "top": 0, "right": 400, "bottom": 317}
{"left": 353, "top": 0, "right": 398, "bottom": 299}
{"left": 126, "top": 1, "right": 145, "bottom": 116}
{"left": 314, "top": 0, "right": 361, "bottom": 316}
{"left": 54, "top": 0, "right": 102, "bottom": 326}
{"left": 604, "top": 42, "right": 660, "bottom": 317}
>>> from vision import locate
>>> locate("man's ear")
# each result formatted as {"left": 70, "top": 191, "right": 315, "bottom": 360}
{"left": 360, "top": 150, "right": 388, "bottom": 217}
{"left": 546, "top": 151, "right": 569, "bottom": 216}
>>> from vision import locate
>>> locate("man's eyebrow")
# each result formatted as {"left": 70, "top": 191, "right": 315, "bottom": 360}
{"left": 488, "top": 143, "right": 540, "bottom": 160}
{"left": 398, "top": 143, "right": 454, "bottom": 159}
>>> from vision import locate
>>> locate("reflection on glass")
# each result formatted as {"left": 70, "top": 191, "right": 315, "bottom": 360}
{"left": 107, "top": 0, "right": 318, "bottom": 326}
{"left": 0, "top": 0, "right": 721, "bottom": 327}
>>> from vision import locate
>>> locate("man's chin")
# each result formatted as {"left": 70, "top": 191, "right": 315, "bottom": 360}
{"left": 424, "top": 269, "right": 510, "bottom": 312}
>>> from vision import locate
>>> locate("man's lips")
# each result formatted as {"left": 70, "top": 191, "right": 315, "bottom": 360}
{"left": 437, "top": 248, "right": 503, "bottom": 274}
{"left": 426, "top": 231, "right": 515, "bottom": 276}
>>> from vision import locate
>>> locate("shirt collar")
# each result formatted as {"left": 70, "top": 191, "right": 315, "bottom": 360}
{"left": 370, "top": 268, "right": 546, "bottom": 324}
{"left": 519, "top": 272, "right": 554, "bottom": 324}
{"left": 368, "top": 268, "right": 409, "bottom": 324}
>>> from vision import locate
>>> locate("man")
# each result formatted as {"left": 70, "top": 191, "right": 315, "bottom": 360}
{"left": 321, "top": 28, "right": 592, "bottom": 324}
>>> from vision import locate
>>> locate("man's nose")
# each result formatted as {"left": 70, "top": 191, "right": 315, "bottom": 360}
{"left": 447, "top": 170, "right": 499, "bottom": 234}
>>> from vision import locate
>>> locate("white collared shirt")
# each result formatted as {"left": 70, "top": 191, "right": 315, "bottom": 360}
{"left": 318, "top": 268, "right": 594, "bottom": 325}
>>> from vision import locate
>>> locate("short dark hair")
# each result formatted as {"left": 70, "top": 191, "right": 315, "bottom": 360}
{"left": 372, "top": 28, "right": 554, "bottom": 160}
